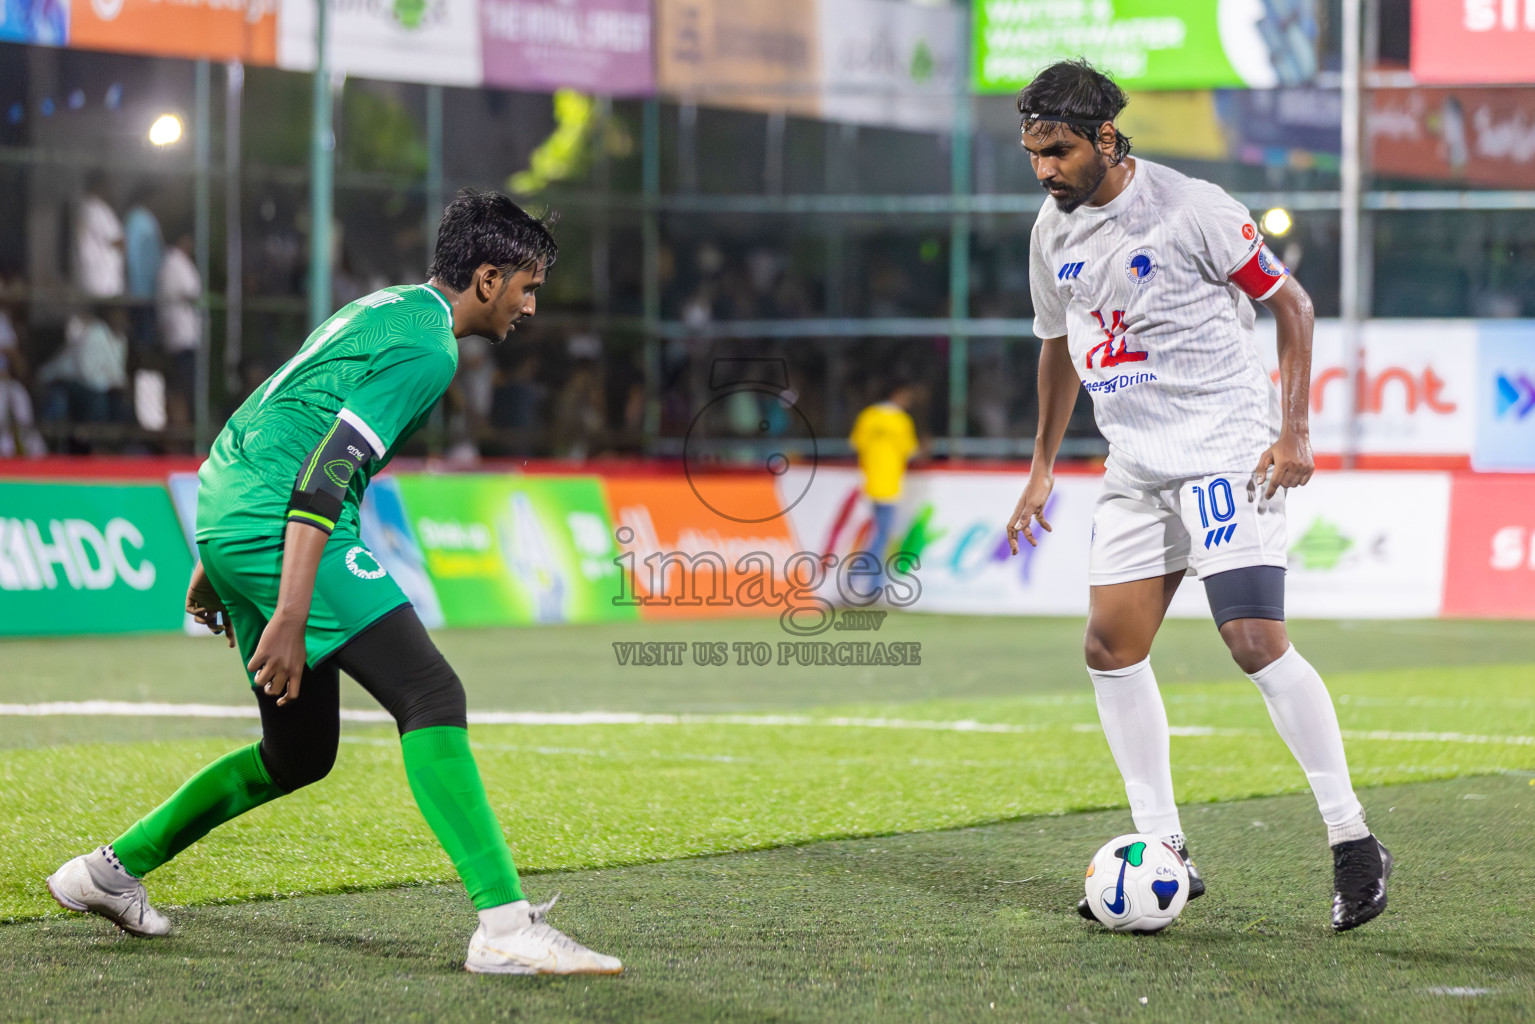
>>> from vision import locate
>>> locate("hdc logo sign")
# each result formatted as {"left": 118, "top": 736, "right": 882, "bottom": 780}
{"left": 1473, "top": 324, "right": 1535, "bottom": 471}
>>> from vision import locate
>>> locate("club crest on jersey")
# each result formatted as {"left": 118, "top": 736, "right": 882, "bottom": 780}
{"left": 1125, "top": 248, "right": 1158, "bottom": 284}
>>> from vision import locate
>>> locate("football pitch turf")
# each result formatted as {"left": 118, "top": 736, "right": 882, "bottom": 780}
{"left": 1, "top": 614, "right": 1533, "bottom": 1021}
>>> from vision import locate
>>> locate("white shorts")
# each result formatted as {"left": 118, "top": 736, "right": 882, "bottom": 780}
{"left": 1088, "top": 470, "right": 1288, "bottom": 586}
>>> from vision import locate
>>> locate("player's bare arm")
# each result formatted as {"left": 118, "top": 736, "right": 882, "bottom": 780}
{"left": 185, "top": 562, "right": 235, "bottom": 649}
{"left": 247, "top": 521, "right": 327, "bottom": 706}
{"left": 1253, "top": 276, "right": 1317, "bottom": 500}
{"left": 1008, "top": 335, "right": 1077, "bottom": 553}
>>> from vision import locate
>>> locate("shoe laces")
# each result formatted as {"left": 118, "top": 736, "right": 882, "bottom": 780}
{"left": 519, "top": 893, "right": 589, "bottom": 954}
{"left": 1333, "top": 840, "right": 1381, "bottom": 893}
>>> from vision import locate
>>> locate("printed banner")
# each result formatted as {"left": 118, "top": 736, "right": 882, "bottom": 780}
{"left": 817, "top": 0, "right": 962, "bottom": 132}
{"left": 481, "top": 0, "right": 653, "bottom": 96}
{"left": 0, "top": 482, "right": 194, "bottom": 635}
{"left": 655, "top": 0, "right": 819, "bottom": 115}
{"left": 1254, "top": 319, "right": 1478, "bottom": 460}
{"left": 0, "top": 0, "right": 69, "bottom": 43}
{"left": 606, "top": 475, "right": 798, "bottom": 619}
{"left": 1443, "top": 475, "right": 1535, "bottom": 619}
{"left": 278, "top": 0, "right": 482, "bottom": 86}
{"left": 1371, "top": 88, "right": 1535, "bottom": 190}
{"left": 1473, "top": 322, "right": 1535, "bottom": 471}
{"left": 973, "top": 0, "right": 1319, "bottom": 94}
{"left": 1411, "top": 0, "right": 1535, "bottom": 86}
{"left": 391, "top": 473, "right": 634, "bottom": 627}
{"left": 69, "top": 0, "right": 276, "bottom": 63}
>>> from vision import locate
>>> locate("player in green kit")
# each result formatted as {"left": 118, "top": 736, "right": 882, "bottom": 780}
{"left": 46, "top": 190, "right": 622, "bottom": 976}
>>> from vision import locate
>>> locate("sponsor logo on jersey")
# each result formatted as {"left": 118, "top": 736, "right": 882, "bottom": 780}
{"left": 1057, "top": 261, "right": 1085, "bottom": 281}
{"left": 1242, "top": 223, "right": 1257, "bottom": 241}
{"left": 1204, "top": 523, "right": 1238, "bottom": 549}
{"left": 345, "top": 546, "right": 388, "bottom": 580}
{"left": 1084, "top": 371, "right": 1157, "bottom": 395}
{"left": 1085, "top": 309, "right": 1149, "bottom": 369}
{"left": 1124, "top": 248, "right": 1158, "bottom": 283}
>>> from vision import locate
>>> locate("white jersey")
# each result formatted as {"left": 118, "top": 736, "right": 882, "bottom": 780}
{"left": 1029, "top": 158, "right": 1290, "bottom": 489}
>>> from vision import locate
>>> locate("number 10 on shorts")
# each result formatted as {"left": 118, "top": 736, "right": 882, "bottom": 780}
{"left": 1191, "top": 479, "right": 1237, "bottom": 548}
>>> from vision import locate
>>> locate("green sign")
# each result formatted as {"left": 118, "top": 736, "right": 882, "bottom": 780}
{"left": 0, "top": 482, "right": 195, "bottom": 636}
{"left": 972, "top": 0, "right": 1316, "bottom": 94}
{"left": 393, "top": 474, "right": 637, "bottom": 627}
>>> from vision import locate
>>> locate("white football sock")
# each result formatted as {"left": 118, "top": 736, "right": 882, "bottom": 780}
{"left": 1247, "top": 645, "right": 1368, "bottom": 843}
{"left": 478, "top": 899, "right": 532, "bottom": 934}
{"left": 1088, "top": 657, "right": 1182, "bottom": 839}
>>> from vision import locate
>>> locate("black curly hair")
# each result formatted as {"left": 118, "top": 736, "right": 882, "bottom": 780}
{"left": 427, "top": 188, "right": 558, "bottom": 290}
{"left": 1016, "top": 59, "right": 1133, "bottom": 165}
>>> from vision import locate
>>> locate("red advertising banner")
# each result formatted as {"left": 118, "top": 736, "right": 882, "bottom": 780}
{"left": 1371, "top": 87, "right": 1535, "bottom": 189}
{"left": 1442, "top": 475, "right": 1535, "bottom": 619}
{"left": 69, "top": 0, "right": 277, "bottom": 64}
{"left": 604, "top": 476, "right": 800, "bottom": 620}
{"left": 1412, "top": 0, "right": 1535, "bottom": 85}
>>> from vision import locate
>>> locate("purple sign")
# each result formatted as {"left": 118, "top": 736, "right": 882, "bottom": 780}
{"left": 481, "top": 0, "right": 654, "bottom": 96}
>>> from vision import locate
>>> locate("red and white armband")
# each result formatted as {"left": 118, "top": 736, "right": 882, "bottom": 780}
{"left": 1229, "top": 242, "right": 1289, "bottom": 301}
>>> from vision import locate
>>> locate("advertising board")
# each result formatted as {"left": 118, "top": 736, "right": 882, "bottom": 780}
{"left": 1411, "top": 0, "right": 1535, "bottom": 85}
{"left": 1472, "top": 321, "right": 1535, "bottom": 472}
{"left": 655, "top": 0, "right": 819, "bottom": 115}
{"left": 481, "top": 0, "right": 653, "bottom": 96}
{"left": 817, "top": 0, "right": 962, "bottom": 132}
{"left": 69, "top": 0, "right": 277, "bottom": 62}
{"left": 606, "top": 475, "right": 798, "bottom": 619}
{"left": 278, "top": 0, "right": 482, "bottom": 86}
{"left": 391, "top": 473, "right": 634, "bottom": 627}
{"left": 973, "top": 0, "right": 1318, "bottom": 94}
{"left": 1442, "top": 475, "right": 1535, "bottom": 619}
{"left": 0, "top": 481, "right": 194, "bottom": 635}
{"left": 1372, "top": 88, "right": 1535, "bottom": 190}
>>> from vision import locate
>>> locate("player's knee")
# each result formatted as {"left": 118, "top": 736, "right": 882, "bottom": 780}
{"left": 1084, "top": 629, "right": 1146, "bottom": 672}
{"left": 394, "top": 666, "right": 468, "bottom": 735}
{"left": 259, "top": 739, "right": 337, "bottom": 792}
{"left": 1222, "top": 619, "right": 1289, "bottom": 675}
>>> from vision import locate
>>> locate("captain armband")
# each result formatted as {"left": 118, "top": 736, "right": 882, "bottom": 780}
{"left": 1229, "top": 242, "right": 1289, "bottom": 302}
{"left": 286, "top": 417, "right": 374, "bottom": 535}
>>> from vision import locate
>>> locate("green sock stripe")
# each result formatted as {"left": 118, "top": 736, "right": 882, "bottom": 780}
{"left": 400, "top": 726, "right": 523, "bottom": 910}
{"left": 112, "top": 743, "right": 284, "bottom": 878}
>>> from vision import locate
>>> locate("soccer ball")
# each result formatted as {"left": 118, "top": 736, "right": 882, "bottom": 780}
{"left": 1082, "top": 833, "right": 1190, "bottom": 933}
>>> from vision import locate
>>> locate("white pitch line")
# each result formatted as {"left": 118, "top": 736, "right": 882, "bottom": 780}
{"left": 0, "top": 702, "right": 1532, "bottom": 747}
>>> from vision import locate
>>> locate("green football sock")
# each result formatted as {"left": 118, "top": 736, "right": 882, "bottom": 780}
{"left": 111, "top": 743, "right": 285, "bottom": 878}
{"left": 400, "top": 725, "right": 524, "bottom": 909}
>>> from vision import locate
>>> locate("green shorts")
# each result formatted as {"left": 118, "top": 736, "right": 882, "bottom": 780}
{"left": 198, "top": 530, "right": 410, "bottom": 680}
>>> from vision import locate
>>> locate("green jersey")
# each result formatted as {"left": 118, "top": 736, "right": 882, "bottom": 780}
{"left": 197, "top": 284, "right": 458, "bottom": 541}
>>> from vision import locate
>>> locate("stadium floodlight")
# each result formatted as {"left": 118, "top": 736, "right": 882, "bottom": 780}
{"left": 1261, "top": 207, "right": 1293, "bottom": 236}
{"left": 148, "top": 113, "right": 182, "bottom": 146}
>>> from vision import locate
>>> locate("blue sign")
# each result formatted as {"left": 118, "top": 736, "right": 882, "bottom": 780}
{"left": 0, "top": 0, "right": 68, "bottom": 44}
{"left": 1474, "top": 322, "right": 1535, "bottom": 471}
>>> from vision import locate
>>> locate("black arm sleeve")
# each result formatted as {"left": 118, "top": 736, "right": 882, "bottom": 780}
{"left": 286, "top": 417, "right": 373, "bottom": 535}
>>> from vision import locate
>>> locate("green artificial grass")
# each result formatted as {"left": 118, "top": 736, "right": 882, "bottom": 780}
{"left": 3, "top": 662, "right": 1532, "bottom": 921}
{"left": 4, "top": 774, "right": 1532, "bottom": 1023}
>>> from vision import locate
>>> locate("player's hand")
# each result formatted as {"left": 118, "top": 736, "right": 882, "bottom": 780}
{"left": 186, "top": 563, "right": 236, "bottom": 649}
{"left": 248, "top": 612, "right": 307, "bottom": 707}
{"left": 1006, "top": 472, "right": 1055, "bottom": 553}
{"left": 1252, "top": 430, "right": 1314, "bottom": 501}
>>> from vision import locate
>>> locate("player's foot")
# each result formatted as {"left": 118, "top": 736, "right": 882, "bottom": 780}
{"left": 1332, "top": 835, "right": 1392, "bottom": 932}
{"left": 465, "top": 894, "right": 623, "bottom": 975}
{"left": 46, "top": 846, "right": 171, "bottom": 937}
{"left": 1078, "top": 837, "right": 1204, "bottom": 921}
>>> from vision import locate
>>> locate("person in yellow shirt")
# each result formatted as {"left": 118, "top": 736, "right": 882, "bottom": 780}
{"left": 848, "top": 381, "right": 919, "bottom": 599}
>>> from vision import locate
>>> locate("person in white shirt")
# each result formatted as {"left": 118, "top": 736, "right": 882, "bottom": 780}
{"left": 76, "top": 173, "right": 125, "bottom": 299}
{"left": 1005, "top": 60, "right": 1390, "bottom": 933}
{"left": 157, "top": 232, "right": 202, "bottom": 430}
{"left": 39, "top": 308, "right": 129, "bottom": 424}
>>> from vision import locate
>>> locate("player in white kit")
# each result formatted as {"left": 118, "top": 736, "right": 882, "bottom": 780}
{"left": 1004, "top": 61, "right": 1391, "bottom": 932}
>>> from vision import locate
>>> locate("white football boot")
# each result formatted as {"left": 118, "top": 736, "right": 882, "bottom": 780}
{"left": 47, "top": 846, "right": 172, "bottom": 937}
{"left": 465, "top": 894, "right": 623, "bottom": 975}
